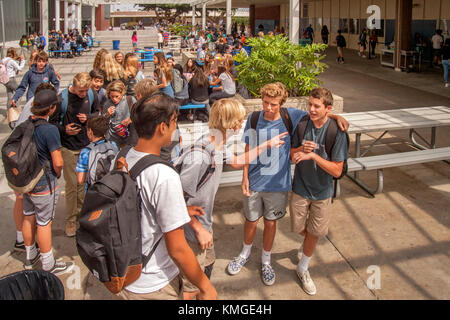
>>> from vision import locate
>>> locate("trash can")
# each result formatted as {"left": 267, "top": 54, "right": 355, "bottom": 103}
{"left": 112, "top": 40, "right": 120, "bottom": 50}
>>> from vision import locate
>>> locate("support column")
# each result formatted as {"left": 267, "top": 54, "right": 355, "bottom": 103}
{"left": 77, "top": 2, "right": 82, "bottom": 31}
{"left": 1, "top": 0, "right": 6, "bottom": 58}
{"left": 289, "top": 0, "right": 300, "bottom": 44}
{"left": 71, "top": 2, "right": 76, "bottom": 30}
{"left": 226, "top": 0, "right": 232, "bottom": 35}
{"left": 249, "top": 4, "right": 255, "bottom": 37}
{"left": 64, "top": 0, "right": 69, "bottom": 33}
{"left": 202, "top": 3, "right": 207, "bottom": 31}
{"left": 192, "top": 5, "right": 195, "bottom": 26}
{"left": 394, "top": 0, "right": 412, "bottom": 71}
{"left": 55, "top": 0, "right": 60, "bottom": 31}
{"left": 40, "top": 0, "right": 49, "bottom": 48}
{"left": 91, "top": 5, "right": 96, "bottom": 37}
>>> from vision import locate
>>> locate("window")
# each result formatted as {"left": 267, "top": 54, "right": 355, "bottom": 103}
{"left": 350, "top": 18, "right": 359, "bottom": 34}
{"left": 331, "top": 18, "right": 339, "bottom": 33}
{"left": 303, "top": 4, "right": 309, "bottom": 18}
{"left": 339, "top": 18, "right": 349, "bottom": 34}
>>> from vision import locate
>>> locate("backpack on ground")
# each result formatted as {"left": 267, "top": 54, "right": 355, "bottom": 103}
{"left": 250, "top": 107, "right": 293, "bottom": 135}
{"left": 1, "top": 118, "right": 52, "bottom": 194}
{"left": 76, "top": 146, "right": 175, "bottom": 294}
{"left": 295, "top": 116, "right": 349, "bottom": 197}
{"left": 172, "top": 139, "right": 216, "bottom": 200}
{"left": 0, "top": 58, "right": 11, "bottom": 84}
{"left": 85, "top": 140, "right": 118, "bottom": 188}
{"left": 60, "top": 87, "right": 95, "bottom": 125}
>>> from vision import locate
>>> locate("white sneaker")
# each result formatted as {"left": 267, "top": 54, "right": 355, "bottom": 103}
{"left": 445, "top": 83, "right": 449, "bottom": 88}
{"left": 296, "top": 269, "right": 317, "bottom": 295}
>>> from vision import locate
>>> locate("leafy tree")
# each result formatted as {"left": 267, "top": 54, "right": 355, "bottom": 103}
{"left": 234, "top": 35, "right": 328, "bottom": 97}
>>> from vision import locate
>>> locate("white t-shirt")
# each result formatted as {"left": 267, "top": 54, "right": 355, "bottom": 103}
{"left": 124, "top": 148, "right": 191, "bottom": 294}
{"left": 158, "top": 33, "right": 164, "bottom": 43}
{"left": 219, "top": 72, "right": 236, "bottom": 95}
{"left": 432, "top": 34, "right": 443, "bottom": 49}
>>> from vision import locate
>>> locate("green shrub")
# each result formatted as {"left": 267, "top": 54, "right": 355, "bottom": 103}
{"left": 168, "top": 23, "right": 193, "bottom": 38}
{"left": 234, "top": 35, "right": 328, "bottom": 97}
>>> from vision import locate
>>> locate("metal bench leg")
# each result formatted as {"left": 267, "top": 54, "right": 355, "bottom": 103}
{"left": 410, "top": 128, "right": 449, "bottom": 164}
{"left": 346, "top": 169, "right": 384, "bottom": 197}
{"left": 409, "top": 128, "right": 435, "bottom": 150}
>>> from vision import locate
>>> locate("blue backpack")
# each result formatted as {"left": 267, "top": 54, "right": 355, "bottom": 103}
{"left": 59, "top": 87, "right": 95, "bottom": 125}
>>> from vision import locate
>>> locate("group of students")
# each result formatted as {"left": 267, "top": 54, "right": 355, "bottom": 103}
{"left": 149, "top": 50, "right": 238, "bottom": 121}
{"left": 8, "top": 63, "right": 350, "bottom": 298}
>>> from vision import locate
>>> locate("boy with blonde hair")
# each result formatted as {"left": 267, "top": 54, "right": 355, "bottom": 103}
{"left": 227, "top": 82, "right": 348, "bottom": 286}
{"left": 49, "top": 72, "right": 100, "bottom": 237}
{"left": 176, "top": 98, "right": 288, "bottom": 299}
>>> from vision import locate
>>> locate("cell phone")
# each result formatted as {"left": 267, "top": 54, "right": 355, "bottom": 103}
{"left": 72, "top": 123, "right": 82, "bottom": 128}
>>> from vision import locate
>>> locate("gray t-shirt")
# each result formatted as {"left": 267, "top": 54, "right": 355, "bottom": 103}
{"left": 103, "top": 96, "right": 135, "bottom": 145}
{"left": 219, "top": 72, "right": 236, "bottom": 95}
{"left": 180, "top": 136, "right": 224, "bottom": 243}
{"left": 291, "top": 118, "right": 348, "bottom": 200}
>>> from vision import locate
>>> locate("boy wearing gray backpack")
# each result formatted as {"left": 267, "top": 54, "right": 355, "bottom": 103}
{"left": 76, "top": 116, "right": 118, "bottom": 191}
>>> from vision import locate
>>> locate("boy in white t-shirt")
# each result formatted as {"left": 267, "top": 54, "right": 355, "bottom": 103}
{"left": 116, "top": 92, "right": 217, "bottom": 300}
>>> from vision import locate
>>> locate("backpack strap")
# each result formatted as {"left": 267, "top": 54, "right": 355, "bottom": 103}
{"left": 141, "top": 237, "right": 163, "bottom": 270}
{"left": 324, "top": 118, "right": 338, "bottom": 159}
{"left": 126, "top": 95, "right": 134, "bottom": 111}
{"left": 60, "top": 87, "right": 95, "bottom": 126}
{"left": 59, "top": 88, "right": 69, "bottom": 126}
{"left": 279, "top": 108, "right": 293, "bottom": 135}
{"left": 295, "top": 115, "right": 310, "bottom": 146}
{"left": 251, "top": 108, "right": 293, "bottom": 134}
{"left": 175, "top": 139, "right": 216, "bottom": 193}
{"left": 129, "top": 154, "right": 175, "bottom": 181}
{"left": 250, "top": 111, "right": 261, "bottom": 130}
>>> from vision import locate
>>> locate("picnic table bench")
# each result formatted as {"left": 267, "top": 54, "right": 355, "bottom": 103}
{"left": 179, "top": 106, "right": 450, "bottom": 196}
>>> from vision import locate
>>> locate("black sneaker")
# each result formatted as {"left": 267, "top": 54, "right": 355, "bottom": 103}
{"left": 47, "top": 260, "right": 74, "bottom": 276}
{"left": 14, "top": 241, "right": 26, "bottom": 252}
{"left": 23, "top": 253, "right": 40, "bottom": 270}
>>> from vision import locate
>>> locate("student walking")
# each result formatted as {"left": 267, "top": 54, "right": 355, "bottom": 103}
{"left": 131, "top": 31, "right": 138, "bottom": 51}
{"left": 177, "top": 98, "right": 287, "bottom": 299}
{"left": 289, "top": 88, "right": 348, "bottom": 295}
{"left": 21, "top": 89, "right": 74, "bottom": 275}
{"left": 226, "top": 82, "right": 348, "bottom": 286}
{"left": 321, "top": 25, "right": 329, "bottom": 44}
{"left": 11, "top": 51, "right": 59, "bottom": 106}
{"left": 335, "top": 30, "right": 347, "bottom": 64}
{"left": 115, "top": 93, "right": 217, "bottom": 300}
{"left": 2, "top": 48, "right": 26, "bottom": 129}
{"left": 442, "top": 39, "right": 450, "bottom": 88}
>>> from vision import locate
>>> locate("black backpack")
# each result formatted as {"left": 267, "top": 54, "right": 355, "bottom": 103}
{"left": 295, "top": 116, "right": 349, "bottom": 197}
{"left": 76, "top": 146, "right": 175, "bottom": 294}
{"left": 1, "top": 118, "right": 52, "bottom": 194}
{"left": 250, "top": 108, "right": 293, "bottom": 135}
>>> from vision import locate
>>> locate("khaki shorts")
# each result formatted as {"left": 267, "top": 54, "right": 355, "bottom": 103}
{"left": 182, "top": 234, "right": 215, "bottom": 293}
{"left": 289, "top": 192, "right": 332, "bottom": 238}
{"left": 116, "top": 274, "right": 183, "bottom": 300}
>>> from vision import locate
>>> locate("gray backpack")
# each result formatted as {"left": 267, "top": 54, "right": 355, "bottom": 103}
{"left": 86, "top": 140, "right": 118, "bottom": 187}
{"left": 171, "top": 68, "right": 184, "bottom": 95}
